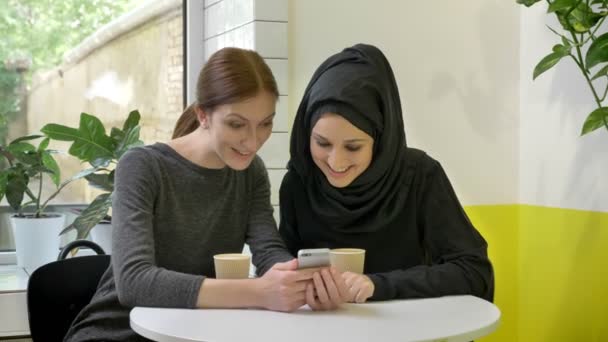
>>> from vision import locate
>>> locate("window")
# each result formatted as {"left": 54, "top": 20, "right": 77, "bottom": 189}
{"left": 0, "top": 0, "right": 186, "bottom": 253}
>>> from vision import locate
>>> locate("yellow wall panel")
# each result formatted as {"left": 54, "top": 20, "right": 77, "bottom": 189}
{"left": 464, "top": 205, "right": 608, "bottom": 342}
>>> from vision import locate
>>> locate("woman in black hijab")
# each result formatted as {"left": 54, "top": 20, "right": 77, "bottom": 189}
{"left": 279, "top": 43, "right": 494, "bottom": 303}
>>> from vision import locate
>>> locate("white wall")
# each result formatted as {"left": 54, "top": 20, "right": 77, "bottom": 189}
{"left": 519, "top": 5, "right": 608, "bottom": 212}
{"left": 289, "top": 0, "right": 520, "bottom": 206}
{"left": 203, "top": 0, "right": 288, "bottom": 219}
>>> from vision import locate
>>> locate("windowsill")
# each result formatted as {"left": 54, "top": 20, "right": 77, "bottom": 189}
{"left": 0, "top": 265, "right": 30, "bottom": 337}
{"left": 0, "top": 252, "right": 17, "bottom": 266}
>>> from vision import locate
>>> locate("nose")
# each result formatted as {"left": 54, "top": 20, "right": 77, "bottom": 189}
{"left": 241, "top": 127, "right": 257, "bottom": 152}
{"left": 327, "top": 149, "right": 346, "bottom": 170}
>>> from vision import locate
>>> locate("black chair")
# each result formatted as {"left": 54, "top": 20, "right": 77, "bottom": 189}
{"left": 27, "top": 239, "right": 110, "bottom": 342}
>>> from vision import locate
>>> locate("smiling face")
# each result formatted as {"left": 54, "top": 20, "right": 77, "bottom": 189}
{"left": 199, "top": 90, "right": 276, "bottom": 170}
{"left": 309, "top": 113, "right": 374, "bottom": 188}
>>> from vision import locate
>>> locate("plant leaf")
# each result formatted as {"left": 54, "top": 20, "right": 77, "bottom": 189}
{"left": 90, "top": 157, "right": 112, "bottom": 168}
{"left": 6, "top": 142, "right": 36, "bottom": 155}
{"left": 556, "top": 3, "right": 603, "bottom": 33}
{"left": 110, "top": 127, "right": 125, "bottom": 142}
{"left": 41, "top": 152, "right": 60, "bottom": 186}
{"left": 552, "top": 44, "right": 571, "bottom": 54}
{"left": 123, "top": 110, "right": 141, "bottom": 132}
{"left": 0, "top": 171, "right": 7, "bottom": 202}
{"left": 548, "top": 0, "right": 578, "bottom": 13}
{"left": 9, "top": 135, "right": 43, "bottom": 145}
{"left": 590, "top": 64, "right": 608, "bottom": 80}
{"left": 42, "top": 114, "right": 115, "bottom": 162}
{"left": 85, "top": 173, "right": 114, "bottom": 192}
{"left": 60, "top": 193, "right": 112, "bottom": 239}
{"left": 68, "top": 167, "right": 100, "bottom": 183}
{"left": 581, "top": 107, "right": 608, "bottom": 134}
{"left": 586, "top": 32, "right": 608, "bottom": 69}
{"left": 533, "top": 51, "right": 568, "bottom": 80}
{"left": 116, "top": 125, "right": 143, "bottom": 158}
{"left": 517, "top": 0, "right": 542, "bottom": 7}
{"left": 37, "top": 137, "right": 50, "bottom": 152}
{"left": 14, "top": 151, "right": 41, "bottom": 165}
{"left": 6, "top": 172, "right": 28, "bottom": 211}
{"left": 41, "top": 123, "right": 80, "bottom": 141}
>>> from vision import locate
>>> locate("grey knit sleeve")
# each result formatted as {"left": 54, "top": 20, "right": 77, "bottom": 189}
{"left": 245, "top": 157, "right": 294, "bottom": 275}
{"left": 111, "top": 148, "right": 204, "bottom": 308}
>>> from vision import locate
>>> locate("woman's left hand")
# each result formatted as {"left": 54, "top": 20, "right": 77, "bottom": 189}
{"left": 342, "top": 272, "right": 375, "bottom": 303}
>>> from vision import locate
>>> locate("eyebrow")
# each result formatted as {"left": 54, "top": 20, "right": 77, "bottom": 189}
{"left": 312, "top": 133, "right": 367, "bottom": 143}
{"left": 226, "top": 112, "right": 276, "bottom": 121}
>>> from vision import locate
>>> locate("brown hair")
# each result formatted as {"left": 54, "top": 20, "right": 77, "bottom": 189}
{"left": 172, "top": 47, "right": 279, "bottom": 138}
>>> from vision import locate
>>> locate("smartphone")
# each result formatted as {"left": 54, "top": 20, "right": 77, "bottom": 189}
{"left": 297, "top": 248, "right": 330, "bottom": 269}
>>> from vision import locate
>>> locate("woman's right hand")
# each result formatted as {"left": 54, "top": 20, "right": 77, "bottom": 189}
{"left": 306, "top": 267, "right": 349, "bottom": 311}
{"left": 255, "top": 259, "right": 315, "bottom": 312}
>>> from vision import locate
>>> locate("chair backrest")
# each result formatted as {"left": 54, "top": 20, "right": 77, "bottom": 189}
{"left": 27, "top": 240, "right": 110, "bottom": 342}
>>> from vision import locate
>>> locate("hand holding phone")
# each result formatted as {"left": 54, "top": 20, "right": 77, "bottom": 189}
{"left": 297, "top": 248, "right": 330, "bottom": 269}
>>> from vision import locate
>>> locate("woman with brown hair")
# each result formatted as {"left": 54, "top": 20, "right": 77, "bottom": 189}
{"left": 64, "top": 47, "right": 347, "bottom": 342}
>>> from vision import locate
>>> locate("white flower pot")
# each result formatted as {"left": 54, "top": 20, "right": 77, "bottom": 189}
{"left": 10, "top": 214, "right": 65, "bottom": 270}
{"left": 91, "top": 222, "right": 113, "bottom": 254}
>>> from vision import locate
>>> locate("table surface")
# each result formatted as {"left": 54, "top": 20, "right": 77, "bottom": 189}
{"left": 131, "top": 295, "right": 501, "bottom": 342}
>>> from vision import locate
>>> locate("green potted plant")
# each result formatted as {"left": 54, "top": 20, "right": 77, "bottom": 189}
{"left": 0, "top": 135, "right": 95, "bottom": 269}
{"left": 517, "top": 0, "right": 608, "bottom": 135}
{"left": 41, "top": 110, "right": 143, "bottom": 253}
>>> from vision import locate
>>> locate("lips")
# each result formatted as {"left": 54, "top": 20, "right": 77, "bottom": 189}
{"left": 327, "top": 164, "right": 351, "bottom": 178}
{"left": 232, "top": 148, "right": 253, "bottom": 155}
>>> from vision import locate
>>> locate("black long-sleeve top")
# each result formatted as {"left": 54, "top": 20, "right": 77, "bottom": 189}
{"left": 279, "top": 149, "right": 494, "bottom": 302}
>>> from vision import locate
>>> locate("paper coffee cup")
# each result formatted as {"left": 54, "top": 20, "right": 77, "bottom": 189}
{"left": 213, "top": 253, "right": 250, "bottom": 279}
{"left": 330, "top": 248, "right": 365, "bottom": 274}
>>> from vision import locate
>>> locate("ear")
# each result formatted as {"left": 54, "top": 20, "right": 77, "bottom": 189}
{"left": 195, "top": 106, "right": 210, "bottom": 129}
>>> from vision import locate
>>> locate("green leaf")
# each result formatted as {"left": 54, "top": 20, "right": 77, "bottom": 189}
{"left": 41, "top": 123, "right": 80, "bottom": 141}
{"left": 590, "top": 64, "right": 608, "bottom": 80}
{"left": 85, "top": 173, "right": 114, "bottom": 192}
{"left": 6, "top": 172, "right": 28, "bottom": 211}
{"left": 586, "top": 32, "right": 608, "bottom": 69}
{"left": 561, "top": 36, "right": 571, "bottom": 47}
{"left": 42, "top": 113, "right": 115, "bottom": 162}
{"left": 0, "top": 171, "right": 7, "bottom": 202}
{"left": 14, "top": 151, "right": 41, "bottom": 165}
{"left": 552, "top": 44, "right": 571, "bottom": 54}
{"left": 123, "top": 110, "right": 141, "bottom": 132}
{"left": 556, "top": 3, "right": 603, "bottom": 33}
{"left": 67, "top": 167, "right": 99, "bottom": 183}
{"left": 548, "top": 0, "right": 578, "bottom": 13}
{"left": 26, "top": 165, "right": 54, "bottom": 177}
{"left": 110, "top": 127, "right": 125, "bottom": 142}
{"left": 90, "top": 157, "right": 112, "bottom": 168}
{"left": 517, "top": 0, "right": 542, "bottom": 7}
{"left": 6, "top": 142, "right": 36, "bottom": 155}
{"left": 533, "top": 51, "right": 568, "bottom": 80}
{"left": 37, "top": 137, "right": 50, "bottom": 152}
{"left": 41, "top": 152, "right": 60, "bottom": 186}
{"left": 116, "top": 125, "right": 143, "bottom": 158}
{"left": 581, "top": 107, "right": 608, "bottom": 134}
{"left": 9, "top": 135, "right": 43, "bottom": 145}
{"left": 60, "top": 193, "right": 112, "bottom": 238}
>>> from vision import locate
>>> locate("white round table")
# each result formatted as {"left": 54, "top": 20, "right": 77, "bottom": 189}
{"left": 130, "top": 295, "right": 500, "bottom": 342}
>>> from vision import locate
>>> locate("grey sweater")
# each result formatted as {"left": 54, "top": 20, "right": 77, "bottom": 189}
{"left": 64, "top": 143, "right": 293, "bottom": 342}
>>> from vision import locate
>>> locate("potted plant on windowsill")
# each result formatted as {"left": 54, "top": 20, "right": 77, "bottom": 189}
{"left": 41, "top": 110, "right": 143, "bottom": 253}
{"left": 517, "top": 0, "right": 608, "bottom": 135}
{"left": 0, "top": 135, "right": 96, "bottom": 269}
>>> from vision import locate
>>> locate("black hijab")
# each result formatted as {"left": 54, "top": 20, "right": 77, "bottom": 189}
{"left": 288, "top": 43, "right": 416, "bottom": 234}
